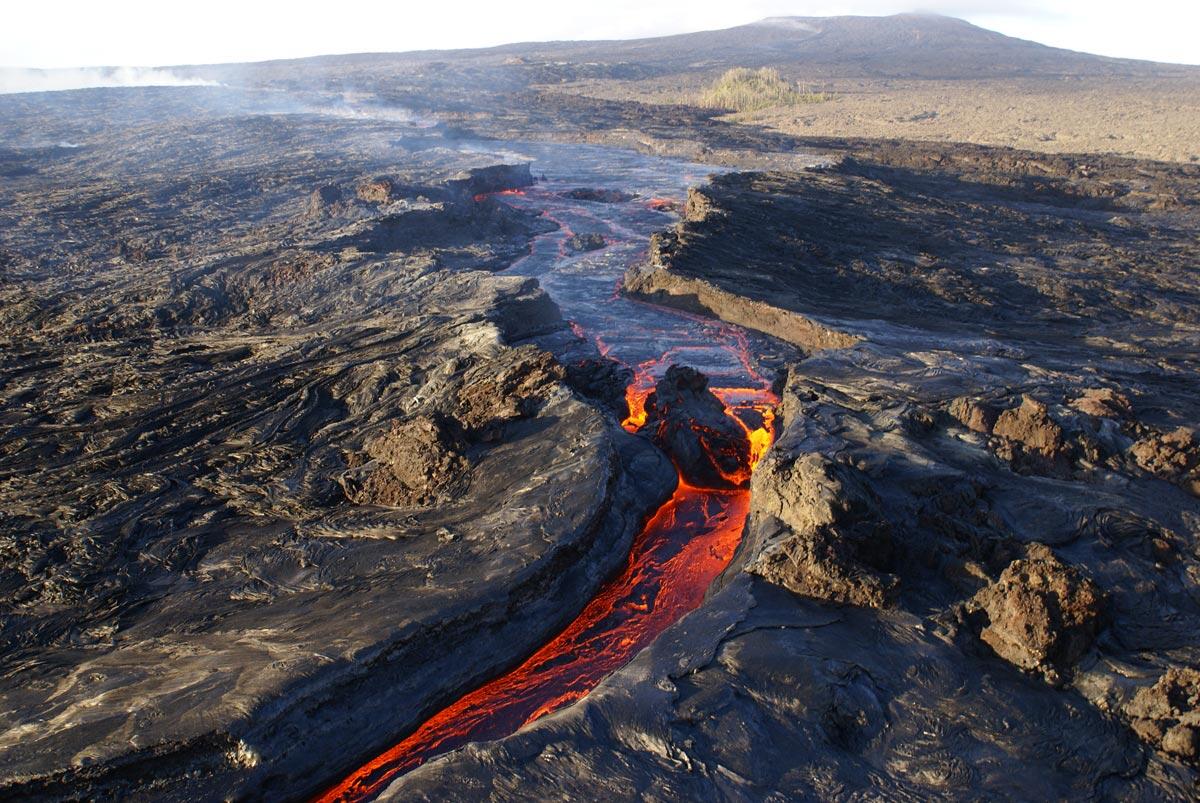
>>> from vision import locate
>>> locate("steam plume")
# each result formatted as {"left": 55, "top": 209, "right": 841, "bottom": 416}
{"left": 0, "top": 66, "right": 219, "bottom": 95}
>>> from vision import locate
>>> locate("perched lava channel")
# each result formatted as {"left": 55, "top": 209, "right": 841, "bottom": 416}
{"left": 316, "top": 188, "right": 776, "bottom": 803}
{"left": 317, "top": 369, "right": 774, "bottom": 802}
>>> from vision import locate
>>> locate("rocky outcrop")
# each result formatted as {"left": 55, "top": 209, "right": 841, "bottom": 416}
{"left": 948, "top": 395, "right": 999, "bottom": 434}
{"left": 642, "top": 365, "right": 751, "bottom": 488}
{"left": 1069, "top": 387, "right": 1133, "bottom": 420}
{"left": 1127, "top": 667, "right": 1200, "bottom": 766}
{"left": 562, "top": 188, "right": 635, "bottom": 203}
{"left": 1130, "top": 427, "right": 1200, "bottom": 496}
{"left": 990, "top": 395, "right": 1068, "bottom": 471}
{"left": 356, "top": 176, "right": 397, "bottom": 204}
{"left": 451, "top": 346, "right": 565, "bottom": 440}
{"left": 625, "top": 255, "right": 861, "bottom": 353}
{"left": 346, "top": 415, "right": 469, "bottom": 507}
{"left": 970, "top": 544, "right": 1106, "bottom": 684}
{"left": 305, "top": 185, "right": 346, "bottom": 219}
{"left": 449, "top": 163, "right": 534, "bottom": 196}
{"left": 564, "top": 357, "right": 633, "bottom": 420}
{"left": 566, "top": 232, "right": 606, "bottom": 252}
{"left": 992, "top": 396, "right": 1065, "bottom": 457}
{"left": 746, "top": 451, "right": 897, "bottom": 608}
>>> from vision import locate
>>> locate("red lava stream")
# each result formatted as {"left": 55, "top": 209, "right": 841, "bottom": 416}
{"left": 316, "top": 184, "right": 776, "bottom": 802}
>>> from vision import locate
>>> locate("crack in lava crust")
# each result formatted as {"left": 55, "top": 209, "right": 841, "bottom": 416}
{"left": 316, "top": 182, "right": 776, "bottom": 803}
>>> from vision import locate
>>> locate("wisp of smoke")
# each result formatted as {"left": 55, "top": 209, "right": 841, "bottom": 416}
{"left": 0, "top": 66, "right": 220, "bottom": 95}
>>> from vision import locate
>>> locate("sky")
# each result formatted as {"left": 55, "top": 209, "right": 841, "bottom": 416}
{"left": 2, "top": 0, "right": 1198, "bottom": 69}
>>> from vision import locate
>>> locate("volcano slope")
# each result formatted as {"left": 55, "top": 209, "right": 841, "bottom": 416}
{"left": 0, "top": 90, "right": 677, "bottom": 799}
{"left": 380, "top": 144, "right": 1200, "bottom": 799}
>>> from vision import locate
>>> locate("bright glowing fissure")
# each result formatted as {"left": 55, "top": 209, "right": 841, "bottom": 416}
{"left": 318, "top": 164, "right": 776, "bottom": 802}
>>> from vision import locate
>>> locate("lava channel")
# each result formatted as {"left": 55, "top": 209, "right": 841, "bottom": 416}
{"left": 317, "top": 378, "right": 774, "bottom": 803}
{"left": 318, "top": 186, "right": 776, "bottom": 802}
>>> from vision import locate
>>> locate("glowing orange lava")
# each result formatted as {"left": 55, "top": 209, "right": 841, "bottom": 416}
{"left": 317, "top": 373, "right": 775, "bottom": 802}
{"left": 317, "top": 186, "right": 778, "bottom": 803}
{"left": 316, "top": 485, "right": 755, "bottom": 802}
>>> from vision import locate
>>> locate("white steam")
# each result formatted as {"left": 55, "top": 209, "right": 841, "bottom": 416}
{"left": 0, "top": 66, "right": 220, "bottom": 95}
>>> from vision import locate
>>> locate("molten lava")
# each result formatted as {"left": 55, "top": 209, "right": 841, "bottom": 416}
{"left": 317, "top": 369, "right": 774, "bottom": 802}
{"left": 318, "top": 184, "right": 778, "bottom": 803}
{"left": 316, "top": 482, "right": 753, "bottom": 802}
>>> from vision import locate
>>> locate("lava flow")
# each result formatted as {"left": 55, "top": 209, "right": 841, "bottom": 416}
{"left": 317, "top": 370, "right": 774, "bottom": 803}
{"left": 317, "top": 180, "right": 777, "bottom": 802}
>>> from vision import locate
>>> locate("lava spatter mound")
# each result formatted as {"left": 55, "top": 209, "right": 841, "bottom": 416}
{"left": 643, "top": 365, "right": 753, "bottom": 489}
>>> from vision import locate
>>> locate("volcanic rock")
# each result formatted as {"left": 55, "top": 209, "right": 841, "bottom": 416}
{"left": 566, "top": 232, "right": 607, "bottom": 252}
{"left": 1130, "top": 427, "right": 1200, "bottom": 496}
{"left": 356, "top": 176, "right": 397, "bottom": 204}
{"left": 745, "top": 450, "right": 898, "bottom": 608}
{"left": 1070, "top": 387, "right": 1133, "bottom": 420}
{"left": 562, "top": 188, "right": 636, "bottom": 203}
{"left": 305, "top": 185, "right": 346, "bottom": 219}
{"left": 948, "top": 395, "right": 999, "bottom": 434}
{"left": 451, "top": 346, "right": 565, "bottom": 440}
{"left": 564, "top": 356, "right": 633, "bottom": 420}
{"left": 1127, "top": 667, "right": 1200, "bottom": 765}
{"left": 992, "top": 396, "right": 1065, "bottom": 459}
{"left": 347, "top": 415, "right": 469, "bottom": 507}
{"left": 449, "top": 162, "right": 534, "bottom": 196}
{"left": 970, "top": 543, "right": 1106, "bottom": 682}
{"left": 642, "top": 365, "right": 751, "bottom": 488}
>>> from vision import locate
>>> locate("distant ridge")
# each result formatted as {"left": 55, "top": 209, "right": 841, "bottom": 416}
{"left": 196, "top": 13, "right": 1200, "bottom": 81}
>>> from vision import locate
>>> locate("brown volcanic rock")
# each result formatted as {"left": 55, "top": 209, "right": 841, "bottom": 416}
{"left": 452, "top": 346, "right": 565, "bottom": 440}
{"left": 356, "top": 176, "right": 397, "bottom": 204}
{"left": 349, "top": 415, "right": 468, "bottom": 507}
{"left": 1127, "top": 667, "right": 1200, "bottom": 765}
{"left": 305, "top": 185, "right": 347, "bottom": 219}
{"left": 1130, "top": 427, "right": 1200, "bottom": 496}
{"left": 991, "top": 396, "right": 1068, "bottom": 470}
{"left": 948, "top": 395, "right": 999, "bottom": 434}
{"left": 746, "top": 450, "right": 897, "bottom": 608}
{"left": 971, "top": 543, "right": 1106, "bottom": 683}
{"left": 642, "top": 365, "right": 751, "bottom": 488}
{"left": 1070, "top": 387, "right": 1133, "bottom": 420}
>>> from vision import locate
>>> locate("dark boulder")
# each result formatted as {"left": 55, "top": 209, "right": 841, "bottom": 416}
{"left": 566, "top": 233, "right": 606, "bottom": 252}
{"left": 643, "top": 365, "right": 751, "bottom": 488}
{"left": 747, "top": 451, "right": 898, "bottom": 608}
{"left": 305, "top": 185, "right": 346, "bottom": 219}
{"left": 565, "top": 357, "right": 633, "bottom": 420}
{"left": 562, "top": 188, "right": 635, "bottom": 204}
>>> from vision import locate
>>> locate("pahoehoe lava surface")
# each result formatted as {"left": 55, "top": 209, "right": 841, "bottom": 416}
{"left": 318, "top": 151, "right": 783, "bottom": 803}
{"left": 3, "top": 13, "right": 1200, "bottom": 802}
{"left": 393, "top": 144, "right": 1200, "bottom": 800}
{"left": 0, "top": 92, "right": 690, "bottom": 800}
